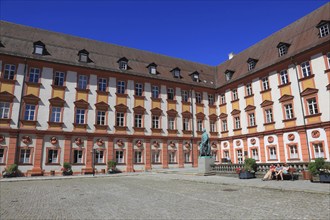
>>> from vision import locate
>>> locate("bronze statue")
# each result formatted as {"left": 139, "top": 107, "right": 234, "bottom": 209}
{"left": 199, "top": 129, "right": 211, "bottom": 156}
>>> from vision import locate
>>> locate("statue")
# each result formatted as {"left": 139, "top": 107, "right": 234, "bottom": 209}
{"left": 199, "top": 129, "right": 211, "bottom": 156}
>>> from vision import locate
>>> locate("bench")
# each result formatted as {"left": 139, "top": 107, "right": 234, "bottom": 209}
{"left": 272, "top": 168, "right": 299, "bottom": 181}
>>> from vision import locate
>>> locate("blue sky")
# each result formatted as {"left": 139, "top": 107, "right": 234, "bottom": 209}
{"left": 0, "top": 0, "right": 328, "bottom": 65}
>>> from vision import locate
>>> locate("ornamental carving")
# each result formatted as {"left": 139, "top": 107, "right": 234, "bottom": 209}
{"left": 153, "top": 141, "right": 160, "bottom": 148}
{"left": 136, "top": 139, "right": 143, "bottom": 147}
{"left": 117, "top": 139, "right": 124, "bottom": 147}
{"left": 223, "top": 142, "right": 228, "bottom": 148}
{"left": 0, "top": 135, "right": 5, "bottom": 143}
{"left": 22, "top": 135, "right": 32, "bottom": 144}
{"left": 184, "top": 141, "right": 190, "bottom": 149}
{"left": 50, "top": 136, "right": 58, "bottom": 145}
{"left": 211, "top": 142, "right": 217, "bottom": 149}
{"left": 169, "top": 141, "right": 176, "bottom": 148}
{"left": 250, "top": 138, "right": 256, "bottom": 145}
{"left": 96, "top": 138, "right": 104, "bottom": 147}
{"left": 268, "top": 136, "right": 274, "bottom": 143}
{"left": 236, "top": 140, "right": 241, "bottom": 146}
{"left": 311, "top": 130, "right": 320, "bottom": 138}
{"left": 288, "top": 133, "right": 295, "bottom": 141}
{"left": 75, "top": 137, "right": 83, "bottom": 146}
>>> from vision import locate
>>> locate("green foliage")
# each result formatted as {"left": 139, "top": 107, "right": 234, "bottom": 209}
{"left": 6, "top": 164, "right": 18, "bottom": 173}
{"left": 107, "top": 160, "right": 117, "bottom": 168}
{"left": 308, "top": 158, "right": 326, "bottom": 175}
{"left": 243, "top": 158, "right": 257, "bottom": 172}
{"left": 63, "top": 162, "right": 72, "bottom": 170}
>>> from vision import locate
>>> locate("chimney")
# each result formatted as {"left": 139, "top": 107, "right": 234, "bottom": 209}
{"left": 228, "top": 52, "right": 235, "bottom": 60}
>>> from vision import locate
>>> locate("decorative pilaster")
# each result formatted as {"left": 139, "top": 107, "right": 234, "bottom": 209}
{"left": 107, "top": 137, "right": 114, "bottom": 167}
{"left": 126, "top": 139, "right": 134, "bottom": 172}
{"left": 298, "top": 130, "right": 310, "bottom": 162}
{"left": 258, "top": 135, "right": 265, "bottom": 163}
{"left": 178, "top": 141, "right": 184, "bottom": 168}
{"left": 30, "top": 135, "right": 44, "bottom": 175}
{"left": 192, "top": 139, "right": 198, "bottom": 167}
{"left": 82, "top": 136, "right": 93, "bottom": 174}
{"left": 145, "top": 139, "right": 152, "bottom": 171}
{"left": 162, "top": 141, "right": 169, "bottom": 168}
{"left": 277, "top": 133, "right": 285, "bottom": 163}
{"left": 7, "top": 133, "right": 18, "bottom": 166}
{"left": 63, "top": 136, "right": 71, "bottom": 163}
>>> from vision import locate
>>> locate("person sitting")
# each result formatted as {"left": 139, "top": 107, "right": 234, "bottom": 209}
{"left": 262, "top": 164, "right": 276, "bottom": 181}
{"left": 275, "top": 163, "right": 284, "bottom": 180}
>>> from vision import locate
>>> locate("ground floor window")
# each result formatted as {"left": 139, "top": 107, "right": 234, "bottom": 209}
{"left": 48, "top": 149, "right": 58, "bottom": 164}
{"left": 152, "top": 150, "right": 161, "bottom": 164}
{"left": 116, "top": 150, "right": 124, "bottom": 164}
{"left": 251, "top": 149, "right": 259, "bottom": 161}
{"left": 73, "top": 150, "right": 83, "bottom": 164}
{"left": 20, "top": 148, "right": 31, "bottom": 164}
{"left": 313, "top": 143, "right": 324, "bottom": 158}
{"left": 289, "top": 145, "right": 299, "bottom": 159}
{"left": 134, "top": 151, "right": 143, "bottom": 164}
{"left": 0, "top": 148, "right": 4, "bottom": 163}
{"left": 184, "top": 152, "right": 191, "bottom": 163}
{"left": 212, "top": 151, "right": 218, "bottom": 162}
{"left": 95, "top": 150, "right": 104, "bottom": 164}
{"left": 237, "top": 149, "right": 243, "bottom": 164}
{"left": 269, "top": 147, "right": 277, "bottom": 160}
{"left": 169, "top": 151, "right": 176, "bottom": 163}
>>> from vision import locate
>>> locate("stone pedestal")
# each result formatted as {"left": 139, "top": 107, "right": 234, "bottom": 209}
{"left": 198, "top": 157, "right": 215, "bottom": 175}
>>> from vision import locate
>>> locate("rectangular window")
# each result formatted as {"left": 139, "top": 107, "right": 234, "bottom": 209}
{"left": 248, "top": 113, "right": 255, "bottom": 126}
{"left": 262, "top": 77, "right": 269, "bottom": 91}
{"left": 73, "top": 150, "right": 83, "bottom": 163}
{"left": 78, "top": 75, "right": 88, "bottom": 90}
{"left": 0, "top": 102, "right": 10, "bottom": 119}
{"left": 95, "top": 150, "right": 104, "bottom": 164}
{"left": 222, "top": 120, "right": 227, "bottom": 131}
{"left": 184, "top": 152, "right": 191, "bottom": 163}
{"left": 134, "top": 151, "right": 143, "bottom": 163}
{"left": 280, "top": 70, "right": 289, "bottom": 85}
{"left": 234, "top": 117, "right": 240, "bottom": 129}
{"left": 24, "top": 104, "right": 35, "bottom": 121}
{"left": 169, "top": 151, "right": 176, "bottom": 163}
{"left": 50, "top": 107, "right": 61, "bottom": 122}
{"left": 224, "top": 151, "right": 230, "bottom": 160}
{"left": 196, "top": 92, "right": 202, "bottom": 104}
{"left": 301, "top": 61, "right": 311, "bottom": 78}
{"left": 168, "top": 117, "right": 175, "bottom": 130}
{"left": 232, "top": 89, "right": 238, "bottom": 100}
{"left": 75, "top": 109, "right": 85, "bottom": 124}
{"left": 212, "top": 151, "right": 218, "bottom": 161}
{"left": 269, "top": 147, "right": 277, "bottom": 160}
{"left": 135, "top": 83, "right": 143, "bottom": 96}
{"left": 313, "top": 143, "right": 324, "bottom": 158}
{"left": 116, "top": 151, "right": 124, "bottom": 163}
{"left": 152, "top": 116, "right": 159, "bottom": 129}
{"left": 289, "top": 145, "right": 298, "bottom": 159}
{"left": 319, "top": 24, "right": 329, "bottom": 37}
{"left": 117, "top": 81, "right": 125, "bottom": 94}
{"left": 116, "top": 112, "right": 124, "bottom": 127}
{"left": 327, "top": 52, "right": 330, "bottom": 67}
{"left": 119, "top": 61, "right": 127, "bottom": 70}
{"left": 252, "top": 149, "right": 259, "bottom": 160}
{"left": 48, "top": 149, "right": 58, "bottom": 164}
{"left": 182, "top": 90, "right": 189, "bottom": 102}
{"left": 167, "top": 88, "right": 174, "bottom": 100}
{"left": 248, "top": 61, "right": 256, "bottom": 71}
{"left": 284, "top": 104, "right": 294, "bottom": 119}
{"left": 183, "top": 118, "right": 190, "bottom": 131}
{"left": 98, "top": 78, "right": 107, "bottom": 92}
{"left": 0, "top": 149, "right": 4, "bottom": 163}
{"left": 197, "top": 119, "right": 203, "bottom": 132}
{"left": 210, "top": 121, "right": 216, "bottom": 132}
{"left": 208, "top": 94, "right": 214, "bottom": 105}
{"left": 307, "top": 98, "right": 318, "bottom": 115}
{"left": 20, "top": 149, "right": 31, "bottom": 164}
{"left": 220, "top": 94, "right": 226, "bottom": 104}
{"left": 152, "top": 151, "right": 160, "bottom": 163}
{"left": 134, "top": 114, "right": 142, "bottom": 128}
{"left": 152, "top": 85, "right": 159, "bottom": 98}
{"left": 278, "top": 45, "right": 288, "bottom": 57}
{"left": 54, "top": 71, "right": 65, "bottom": 86}
{"left": 246, "top": 84, "right": 253, "bottom": 96}
{"left": 97, "top": 111, "right": 106, "bottom": 125}
{"left": 3, "top": 64, "right": 16, "bottom": 80}
{"left": 265, "top": 109, "right": 273, "bottom": 123}
{"left": 237, "top": 150, "right": 243, "bottom": 164}
{"left": 29, "top": 68, "right": 40, "bottom": 83}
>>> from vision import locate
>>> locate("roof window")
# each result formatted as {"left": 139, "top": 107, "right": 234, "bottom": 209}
{"left": 190, "top": 71, "right": 200, "bottom": 82}
{"left": 316, "top": 20, "right": 330, "bottom": 38}
{"left": 225, "top": 70, "right": 235, "bottom": 81}
{"left": 118, "top": 57, "right": 128, "bottom": 70}
{"left": 147, "top": 63, "right": 157, "bottom": 74}
{"left": 171, "top": 67, "right": 181, "bottom": 78}
{"left": 277, "top": 42, "right": 290, "bottom": 57}
{"left": 78, "top": 49, "right": 92, "bottom": 63}
{"left": 247, "top": 58, "right": 258, "bottom": 71}
{"left": 33, "top": 41, "right": 47, "bottom": 55}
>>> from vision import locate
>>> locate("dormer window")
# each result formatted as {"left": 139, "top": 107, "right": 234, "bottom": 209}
{"left": 33, "top": 41, "right": 46, "bottom": 55}
{"left": 171, "top": 67, "right": 181, "bottom": 78}
{"left": 247, "top": 58, "right": 258, "bottom": 71}
{"left": 147, "top": 63, "right": 157, "bottom": 74}
{"left": 78, "top": 49, "right": 90, "bottom": 63}
{"left": 277, "top": 42, "right": 290, "bottom": 57}
{"left": 117, "top": 57, "right": 128, "bottom": 70}
{"left": 0, "top": 41, "right": 5, "bottom": 48}
{"left": 225, "top": 70, "right": 234, "bottom": 81}
{"left": 316, "top": 20, "right": 330, "bottom": 38}
{"left": 190, "top": 71, "right": 200, "bottom": 82}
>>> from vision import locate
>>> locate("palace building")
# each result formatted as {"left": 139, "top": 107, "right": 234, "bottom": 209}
{"left": 0, "top": 3, "right": 329, "bottom": 176}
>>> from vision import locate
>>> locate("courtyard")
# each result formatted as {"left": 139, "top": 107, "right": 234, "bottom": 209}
{"left": 1, "top": 172, "right": 329, "bottom": 220}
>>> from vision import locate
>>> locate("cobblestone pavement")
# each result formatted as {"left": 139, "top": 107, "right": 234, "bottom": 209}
{"left": 1, "top": 173, "right": 329, "bottom": 220}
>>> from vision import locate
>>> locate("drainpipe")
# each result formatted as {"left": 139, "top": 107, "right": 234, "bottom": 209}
{"left": 290, "top": 56, "right": 311, "bottom": 163}
{"left": 190, "top": 89, "right": 195, "bottom": 164}
{"left": 14, "top": 58, "right": 28, "bottom": 165}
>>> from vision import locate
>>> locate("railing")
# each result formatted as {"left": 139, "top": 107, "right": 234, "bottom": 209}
{"left": 211, "top": 162, "right": 309, "bottom": 174}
